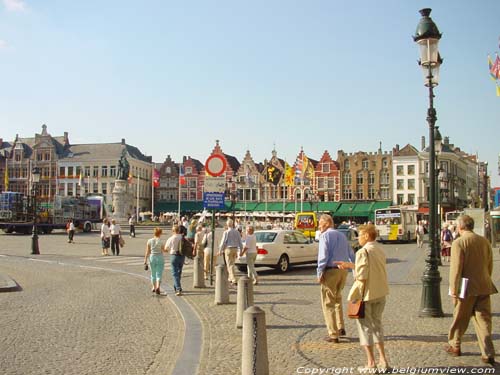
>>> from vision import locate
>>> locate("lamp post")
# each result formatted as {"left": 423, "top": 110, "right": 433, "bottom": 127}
{"left": 414, "top": 8, "right": 444, "bottom": 317}
{"left": 31, "top": 167, "right": 41, "bottom": 255}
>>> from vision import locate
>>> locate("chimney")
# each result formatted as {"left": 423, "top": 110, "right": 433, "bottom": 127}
{"left": 63, "top": 132, "right": 70, "bottom": 146}
{"left": 121, "top": 138, "right": 125, "bottom": 145}
{"left": 444, "top": 136, "right": 449, "bottom": 146}
{"left": 0, "top": 138, "right": 3, "bottom": 146}
{"left": 421, "top": 136, "right": 426, "bottom": 150}
{"left": 395, "top": 144, "right": 400, "bottom": 152}
{"left": 183, "top": 156, "right": 187, "bottom": 163}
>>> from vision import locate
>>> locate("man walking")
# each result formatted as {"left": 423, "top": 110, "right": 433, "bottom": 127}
{"left": 218, "top": 219, "right": 243, "bottom": 285}
{"left": 445, "top": 215, "right": 497, "bottom": 365}
{"left": 317, "top": 214, "right": 355, "bottom": 343}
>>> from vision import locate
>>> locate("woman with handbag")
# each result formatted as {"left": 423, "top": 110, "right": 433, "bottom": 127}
{"left": 144, "top": 227, "right": 166, "bottom": 295}
{"left": 336, "top": 224, "right": 390, "bottom": 373}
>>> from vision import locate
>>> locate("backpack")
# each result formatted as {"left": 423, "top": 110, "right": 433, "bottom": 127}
{"left": 178, "top": 237, "right": 194, "bottom": 259}
{"left": 443, "top": 229, "right": 452, "bottom": 242}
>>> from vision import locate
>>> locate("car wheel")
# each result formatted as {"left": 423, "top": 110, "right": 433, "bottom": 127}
{"left": 84, "top": 222, "right": 92, "bottom": 233}
{"left": 237, "top": 265, "right": 247, "bottom": 273}
{"left": 276, "top": 254, "right": 290, "bottom": 273}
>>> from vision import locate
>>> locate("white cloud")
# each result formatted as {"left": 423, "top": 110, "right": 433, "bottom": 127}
{"left": 0, "top": 40, "right": 6, "bottom": 49}
{"left": 3, "top": 0, "right": 27, "bottom": 12}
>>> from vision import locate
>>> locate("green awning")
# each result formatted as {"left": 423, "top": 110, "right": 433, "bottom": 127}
{"left": 351, "top": 202, "right": 373, "bottom": 217}
{"left": 368, "top": 201, "right": 392, "bottom": 221}
{"left": 334, "top": 203, "right": 357, "bottom": 217}
{"left": 155, "top": 201, "right": 204, "bottom": 213}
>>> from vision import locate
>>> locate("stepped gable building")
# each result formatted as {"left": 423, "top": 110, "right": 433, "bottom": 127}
{"left": 181, "top": 156, "right": 204, "bottom": 201}
{"left": 58, "top": 138, "right": 153, "bottom": 215}
{"left": 392, "top": 143, "right": 421, "bottom": 208}
{"left": 236, "top": 150, "right": 261, "bottom": 203}
{"left": 156, "top": 155, "right": 179, "bottom": 202}
{"left": 262, "top": 149, "right": 287, "bottom": 202}
{"left": 314, "top": 150, "right": 341, "bottom": 202}
{"left": 0, "top": 137, "right": 10, "bottom": 192}
{"left": 291, "top": 148, "right": 318, "bottom": 203}
{"left": 337, "top": 144, "right": 392, "bottom": 202}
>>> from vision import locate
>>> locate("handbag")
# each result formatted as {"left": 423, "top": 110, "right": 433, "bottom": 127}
{"left": 347, "top": 249, "right": 368, "bottom": 319}
{"left": 119, "top": 237, "right": 125, "bottom": 247}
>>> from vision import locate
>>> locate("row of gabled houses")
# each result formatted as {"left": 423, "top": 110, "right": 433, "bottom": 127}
{"left": 0, "top": 125, "right": 491, "bottom": 219}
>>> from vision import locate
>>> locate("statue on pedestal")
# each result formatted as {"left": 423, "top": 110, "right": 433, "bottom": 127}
{"left": 117, "top": 150, "right": 130, "bottom": 180}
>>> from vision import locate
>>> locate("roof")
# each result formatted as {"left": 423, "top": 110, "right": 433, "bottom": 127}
{"left": 59, "top": 143, "right": 151, "bottom": 163}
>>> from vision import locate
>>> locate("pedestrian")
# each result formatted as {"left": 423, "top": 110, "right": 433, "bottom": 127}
{"left": 218, "top": 219, "right": 243, "bottom": 286}
{"left": 336, "top": 224, "right": 390, "bottom": 372}
{"left": 240, "top": 225, "right": 258, "bottom": 285}
{"left": 129, "top": 215, "right": 136, "bottom": 238}
{"left": 316, "top": 214, "right": 354, "bottom": 343}
{"left": 193, "top": 224, "right": 205, "bottom": 258}
{"left": 202, "top": 229, "right": 215, "bottom": 280}
{"left": 144, "top": 227, "right": 166, "bottom": 295}
{"left": 67, "top": 219, "right": 75, "bottom": 243}
{"left": 445, "top": 215, "right": 497, "bottom": 365}
{"left": 440, "top": 223, "right": 453, "bottom": 262}
{"left": 100, "top": 218, "right": 111, "bottom": 256}
{"left": 415, "top": 220, "right": 425, "bottom": 248}
{"left": 110, "top": 219, "right": 122, "bottom": 256}
{"left": 164, "top": 224, "right": 185, "bottom": 296}
{"left": 187, "top": 219, "right": 197, "bottom": 243}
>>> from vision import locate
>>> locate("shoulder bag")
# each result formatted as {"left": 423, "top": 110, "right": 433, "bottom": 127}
{"left": 347, "top": 249, "right": 368, "bottom": 319}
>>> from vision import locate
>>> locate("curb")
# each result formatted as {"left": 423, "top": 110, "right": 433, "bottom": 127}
{"left": 0, "top": 273, "right": 20, "bottom": 292}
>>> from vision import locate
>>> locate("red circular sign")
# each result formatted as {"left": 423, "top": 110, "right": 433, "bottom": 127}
{"left": 205, "top": 154, "right": 227, "bottom": 177}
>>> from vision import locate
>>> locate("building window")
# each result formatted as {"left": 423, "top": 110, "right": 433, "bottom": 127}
{"left": 101, "top": 166, "right": 108, "bottom": 177}
{"left": 356, "top": 171, "right": 364, "bottom": 185}
{"left": 408, "top": 194, "right": 415, "bottom": 205}
{"left": 166, "top": 166, "right": 171, "bottom": 174}
{"left": 368, "top": 186, "right": 376, "bottom": 199}
{"left": 380, "top": 170, "right": 390, "bottom": 185}
{"left": 322, "top": 163, "right": 330, "bottom": 173}
{"left": 67, "top": 183, "right": 73, "bottom": 196}
{"left": 343, "top": 173, "right": 352, "bottom": 185}
{"left": 186, "top": 167, "right": 192, "bottom": 174}
{"left": 37, "top": 152, "right": 42, "bottom": 161}
{"left": 102, "top": 183, "right": 107, "bottom": 194}
{"left": 397, "top": 179, "right": 404, "bottom": 190}
{"left": 85, "top": 167, "right": 91, "bottom": 177}
{"left": 93, "top": 183, "right": 98, "bottom": 193}
{"left": 368, "top": 171, "right": 375, "bottom": 185}
{"left": 68, "top": 166, "right": 74, "bottom": 177}
{"left": 407, "top": 165, "right": 415, "bottom": 175}
{"left": 44, "top": 152, "right": 50, "bottom": 161}
{"left": 397, "top": 194, "right": 404, "bottom": 205}
{"left": 110, "top": 166, "right": 116, "bottom": 177}
{"left": 357, "top": 185, "right": 364, "bottom": 199}
{"left": 408, "top": 179, "right": 415, "bottom": 190}
{"left": 380, "top": 187, "right": 390, "bottom": 200}
{"left": 59, "top": 167, "right": 65, "bottom": 178}
{"left": 362, "top": 159, "right": 369, "bottom": 170}
{"left": 15, "top": 153, "right": 21, "bottom": 161}
{"left": 397, "top": 166, "right": 404, "bottom": 176}
{"left": 382, "top": 158, "right": 388, "bottom": 168}
{"left": 327, "top": 178, "right": 335, "bottom": 189}
{"left": 75, "top": 167, "right": 81, "bottom": 177}
{"left": 317, "top": 178, "right": 324, "bottom": 189}
{"left": 344, "top": 160, "right": 350, "bottom": 170}
{"left": 93, "top": 166, "right": 99, "bottom": 177}
{"left": 343, "top": 187, "right": 352, "bottom": 200}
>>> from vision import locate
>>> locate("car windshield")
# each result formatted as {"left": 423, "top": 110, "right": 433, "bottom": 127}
{"left": 255, "top": 232, "right": 278, "bottom": 243}
{"left": 337, "top": 228, "right": 351, "bottom": 240}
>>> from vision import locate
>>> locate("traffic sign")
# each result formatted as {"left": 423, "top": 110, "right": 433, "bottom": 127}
{"left": 204, "top": 176, "right": 226, "bottom": 193}
{"left": 203, "top": 192, "right": 226, "bottom": 210}
{"left": 205, "top": 154, "right": 227, "bottom": 177}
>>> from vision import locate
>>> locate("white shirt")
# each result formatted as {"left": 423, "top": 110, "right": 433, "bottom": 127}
{"left": 244, "top": 234, "right": 257, "bottom": 254}
{"left": 110, "top": 223, "right": 121, "bottom": 236}
{"left": 69, "top": 222, "right": 75, "bottom": 231}
{"left": 101, "top": 224, "right": 111, "bottom": 238}
{"left": 165, "top": 234, "right": 183, "bottom": 255}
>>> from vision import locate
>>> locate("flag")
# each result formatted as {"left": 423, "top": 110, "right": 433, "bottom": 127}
{"left": 179, "top": 165, "right": 186, "bottom": 185}
{"left": 294, "top": 157, "right": 303, "bottom": 184}
{"left": 284, "top": 162, "right": 294, "bottom": 186}
{"left": 245, "top": 166, "right": 253, "bottom": 187}
{"left": 492, "top": 55, "right": 500, "bottom": 79}
{"left": 488, "top": 55, "right": 498, "bottom": 80}
{"left": 302, "top": 154, "right": 315, "bottom": 181}
{"left": 128, "top": 173, "right": 133, "bottom": 184}
{"left": 497, "top": 85, "right": 500, "bottom": 97}
{"left": 78, "top": 171, "right": 83, "bottom": 187}
{"left": 3, "top": 162, "right": 8, "bottom": 191}
{"left": 153, "top": 168, "right": 160, "bottom": 188}
{"left": 266, "top": 165, "right": 281, "bottom": 185}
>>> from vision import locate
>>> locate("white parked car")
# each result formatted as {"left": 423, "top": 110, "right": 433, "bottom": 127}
{"left": 235, "top": 230, "right": 318, "bottom": 273}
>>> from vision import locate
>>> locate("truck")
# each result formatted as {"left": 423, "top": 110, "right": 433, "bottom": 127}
{"left": 0, "top": 192, "right": 105, "bottom": 234}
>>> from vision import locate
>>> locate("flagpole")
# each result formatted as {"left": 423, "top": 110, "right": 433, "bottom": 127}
{"left": 177, "top": 164, "right": 181, "bottom": 221}
{"left": 151, "top": 165, "right": 154, "bottom": 217}
{"left": 136, "top": 175, "right": 139, "bottom": 220}
{"left": 301, "top": 152, "right": 304, "bottom": 213}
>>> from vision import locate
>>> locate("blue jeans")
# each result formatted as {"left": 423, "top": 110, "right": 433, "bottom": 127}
{"left": 149, "top": 254, "right": 165, "bottom": 283}
{"left": 170, "top": 254, "right": 185, "bottom": 292}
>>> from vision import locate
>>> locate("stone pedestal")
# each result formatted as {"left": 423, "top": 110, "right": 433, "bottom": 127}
{"left": 112, "top": 180, "right": 133, "bottom": 221}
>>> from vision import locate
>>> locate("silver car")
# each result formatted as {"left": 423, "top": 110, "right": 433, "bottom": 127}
{"left": 235, "top": 229, "right": 318, "bottom": 273}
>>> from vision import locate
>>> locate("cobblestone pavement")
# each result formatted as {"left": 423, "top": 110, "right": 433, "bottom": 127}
{"left": 1, "top": 229, "right": 499, "bottom": 374}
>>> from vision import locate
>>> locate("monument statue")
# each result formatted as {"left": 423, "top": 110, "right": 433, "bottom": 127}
{"left": 117, "top": 150, "right": 130, "bottom": 180}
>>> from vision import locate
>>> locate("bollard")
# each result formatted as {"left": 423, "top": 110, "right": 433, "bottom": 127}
{"left": 214, "top": 264, "right": 229, "bottom": 305}
{"left": 241, "top": 306, "right": 269, "bottom": 375}
{"left": 236, "top": 276, "right": 254, "bottom": 328}
{"left": 193, "top": 253, "right": 205, "bottom": 288}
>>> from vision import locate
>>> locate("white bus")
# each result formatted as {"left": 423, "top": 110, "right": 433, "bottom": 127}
{"left": 375, "top": 207, "right": 418, "bottom": 243}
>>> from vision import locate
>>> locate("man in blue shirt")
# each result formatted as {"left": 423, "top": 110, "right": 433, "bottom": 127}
{"left": 219, "top": 219, "right": 243, "bottom": 285}
{"left": 317, "top": 214, "right": 355, "bottom": 343}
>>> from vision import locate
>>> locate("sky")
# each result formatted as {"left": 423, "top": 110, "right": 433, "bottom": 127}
{"left": 1, "top": 0, "right": 499, "bottom": 186}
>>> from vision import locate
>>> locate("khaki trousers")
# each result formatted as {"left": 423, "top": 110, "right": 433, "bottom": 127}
{"left": 448, "top": 294, "right": 495, "bottom": 358}
{"left": 224, "top": 247, "right": 238, "bottom": 283}
{"left": 320, "top": 268, "right": 348, "bottom": 338}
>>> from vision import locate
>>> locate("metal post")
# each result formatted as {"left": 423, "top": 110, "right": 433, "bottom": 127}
{"left": 31, "top": 184, "right": 40, "bottom": 255}
{"left": 419, "top": 66, "right": 443, "bottom": 317}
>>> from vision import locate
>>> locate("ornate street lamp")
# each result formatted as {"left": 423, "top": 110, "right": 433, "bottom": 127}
{"left": 31, "top": 167, "right": 41, "bottom": 255}
{"left": 414, "top": 8, "right": 444, "bottom": 317}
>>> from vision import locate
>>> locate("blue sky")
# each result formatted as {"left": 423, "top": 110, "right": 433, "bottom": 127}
{"left": 1, "top": 1, "right": 499, "bottom": 186}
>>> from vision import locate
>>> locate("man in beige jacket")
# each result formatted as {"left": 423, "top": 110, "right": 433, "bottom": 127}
{"left": 445, "top": 215, "right": 497, "bottom": 365}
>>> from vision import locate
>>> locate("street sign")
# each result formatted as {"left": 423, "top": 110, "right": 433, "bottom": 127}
{"left": 205, "top": 154, "right": 227, "bottom": 177}
{"left": 204, "top": 176, "right": 226, "bottom": 193}
{"left": 203, "top": 192, "right": 226, "bottom": 210}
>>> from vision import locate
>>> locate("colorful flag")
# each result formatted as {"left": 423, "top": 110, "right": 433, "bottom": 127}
{"left": 179, "top": 165, "right": 186, "bottom": 185}
{"left": 303, "top": 154, "right": 315, "bottom": 181}
{"left": 488, "top": 55, "right": 498, "bottom": 80}
{"left": 492, "top": 55, "right": 500, "bottom": 79}
{"left": 294, "top": 157, "right": 303, "bottom": 184}
{"left": 4, "top": 162, "right": 8, "bottom": 191}
{"left": 266, "top": 165, "right": 281, "bottom": 185}
{"left": 127, "top": 173, "right": 133, "bottom": 184}
{"left": 245, "top": 166, "right": 253, "bottom": 187}
{"left": 497, "top": 85, "right": 500, "bottom": 97}
{"left": 153, "top": 168, "right": 160, "bottom": 188}
{"left": 284, "top": 162, "right": 294, "bottom": 186}
{"left": 78, "top": 171, "right": 83, "bottom": 187}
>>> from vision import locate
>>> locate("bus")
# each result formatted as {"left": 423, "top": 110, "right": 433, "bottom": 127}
{"left": 444, "top": 210, "right": 463, "bottom": 226}
{"left": 374, "top": 207, "right": 417, "bottom": 243}
{"left": 294, "top": 212, "right": 317, "bottom": 239}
